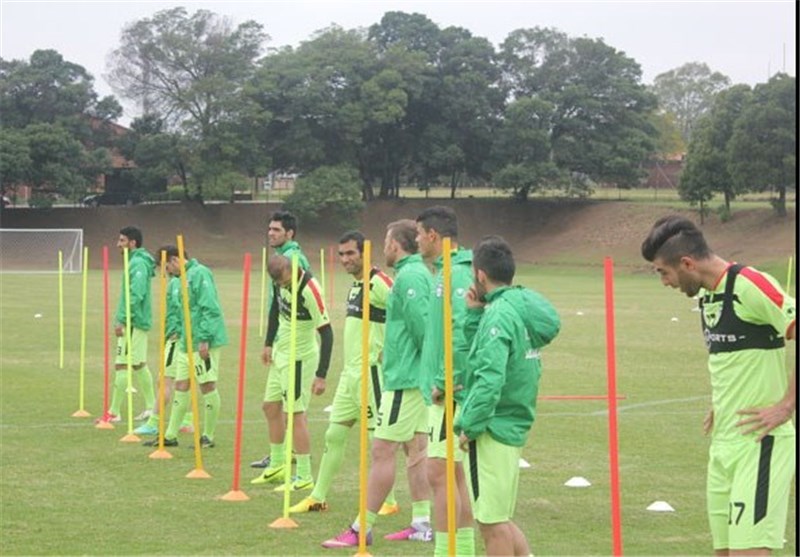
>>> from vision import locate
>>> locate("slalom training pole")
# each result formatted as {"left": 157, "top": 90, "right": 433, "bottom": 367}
{"left": 270, "top": 253, "right": 299, "bottom": 528}
{"left": 120, "top": 248, "right": 140, "bottom": 442}
{"left": 58, "top": 250, "right": 64, "bottom": 369}
{"left": 442, "top": 238, "right": 457, "bottom": 556}
{"left": 149, "top": 250, "right": 172, "bottom": 460}
{"left": 320, "top": 247, "right": 326, "bottom": 296}
{"left": 786, "top": 255, "right": 794, "bottom": 294}
{"left": 356, "top": 240, "right": 372, "bottom": 556}
{"left": 604, "top": 257, "right": 623, "bottom": 556}
{"left": 222, "top": 252, "right": 252, "bottom": 501}
{"left": 72, "top": 246, "right": 91, "bottom": 417}
{"left": 177, "top": 235, "right": 211, "bottom": 479}
{"left": 96, "top": 246, "right": 114, "bottom": 430}
{"left": 259, "top": 246, "right": 267, "bottom": 337}
{"left": 329, "top": 245, "right": 335, "bottom": 310}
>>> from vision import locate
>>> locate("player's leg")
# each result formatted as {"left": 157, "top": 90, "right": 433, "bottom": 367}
{"left": 196, "top": 348, "right": 221, "bottom": 446}
{"left": 253, "top": 354, "right": 289, "bottom": 484}
{"left": 131, "top": 328, "right": 155, "bottom": 414}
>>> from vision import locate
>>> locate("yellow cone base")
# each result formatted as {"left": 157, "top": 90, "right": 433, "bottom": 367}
{"left": 353, "top": 550, "right": 373, "bottom": 557}
{"left": 186, "top": 468, "right": 211, "bottom": 479}
{"left": 269, "top": 517, "right": 299, "bottom": 529}
{"left": 148, "top": 449, "right": 173, "bottom": 459}
{"left": 221, "top": 490, "right": 250, "bottom": 502}
{"left": 95, "top": 421, "right": 115, "bottom": 430}
{"left": 71, "top": 410, "right": 91, "bottom": 418}
{"left": 120, "top": 433, "right": 141, "bottom": 443}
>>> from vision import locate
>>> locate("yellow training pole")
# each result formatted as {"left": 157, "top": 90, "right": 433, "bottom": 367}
{"left": 150, "top": 250, "right": 172, "bottom": 460}
{"left": 72, "top": 247, "right": 91, "bottom": 417}
{"left": 356, "top": 240, "right": 372, "bottom": 556}
{"left": 259, "top": 246, "right": 267, "bottom": 337}
{"left": 271, "top": 253, "right": 299, "bottom": 528}
{"left": 786, "top": 255, "right": 794, "bottom": 294}
{"left": 320, "top": 248, "right": 326, "bottom": 296}
{"left": 442, "top": 238, "right": 457, "bottom": 556}
{"left": 177, "top": 236, "right": 211, "bottom": 479}
{"left": 120, "top": 248, "right": 140, "bottom": 442}
{"left": 58, "top": 250, "right": 64, "bottom": 369}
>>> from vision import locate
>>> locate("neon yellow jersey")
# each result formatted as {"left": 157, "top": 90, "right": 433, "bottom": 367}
{"left": 341, "top": 268, "right": 393, "bottom": 377}
{"left": 273, "top": 271, "right": 330, "bottom": 359}
{"left": 700, "top": 264, "right": 796, "bottom": 443}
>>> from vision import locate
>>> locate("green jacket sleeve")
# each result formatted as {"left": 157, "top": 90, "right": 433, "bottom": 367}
{"left": 193, "top": 269, "right": 223, "bottom": 345}
{"left": 401, "top": 272, "right": 430, "bottom": 352}
{"left": 128, "top": 259, "right": 149, "bottom": 326}
{"left": 463, "top": 307, "right": 484, "bottom": 346}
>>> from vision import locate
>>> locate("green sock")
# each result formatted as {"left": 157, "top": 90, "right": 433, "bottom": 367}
{"left": 352, "top": 510, "right": 378, "bottom": 532}
{"left": 181, "top": 411, "right": 194, "bottom": 427}
{"left": 411, "top": 500, "right": 431, "bottom": 523}
{"left": 310, "top": 422, "right": 349, "bottom": 501}
{"left": 296, "top": 453, "right": 312, "bottom": 481}
{"left": 270, "top": 442, "right": 285, "bottom": 468}
{"left": 145, "top": 412, "right": 159, "bottom": 428}
{"left": 435, "top": 532, "right": 449, "bottom": 557}
{"left": 165, "top": 390, "right": 189, "bottom": 439}
{"left": 109, "top": 371, "right": 127, "bottom": 415}
{"left": 202, "top": 390, "right": 220, "bottom": 440}
{"left": 456, "top": 527, "right": 475, "bottom": 556}
{"left": 135, "top": 366, "right": 156, "bottom": 410}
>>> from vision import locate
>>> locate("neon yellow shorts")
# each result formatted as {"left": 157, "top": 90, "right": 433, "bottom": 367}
{"left": 263, "top": 350, "right": 320, "bottom": 413}
{"left": 175, "top": 346, "right": 222, "bottom": 385}
{"left": 707, "top": 434, "right": 796, "bottom": 551}
{"left": 115, "top": 328, "right": 148, "bottom": 366}
{"left": 465, "top": 433, "right": 522, "bottom": 524}
{"left": 427, "top": 403, "right": 463, "bottom": 461}
{"left": 329, "top": 365, "right": 384, "bottom": 429}
{"left": 374, "top": 388, "right": 428, "bottom": 443}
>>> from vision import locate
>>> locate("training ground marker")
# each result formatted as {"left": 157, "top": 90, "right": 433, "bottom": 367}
{"left": 564, "top": 476, "right": 591, "bottom": 487}
{"left": 646, "top": 501, "right": 675, "bottom": 512}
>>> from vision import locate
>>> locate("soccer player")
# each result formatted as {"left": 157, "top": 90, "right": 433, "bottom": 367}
{"left": 134, "top": 269, "right": 193, "bottom": 436}
{"left": 251, "top": 254, "right": 333, "bottom": 490}
{"left": 641, "top": 215, "right": 796, "bottom": 556}
{"left": 95, "top": 226, "right": 157, "bottom": 425}
{"left": 457, "top": 235, "right": 560, "bottom": 557}
{"left": 290, "top": 231, "right": 399, "bottom": 515}
{"left": 322, "top": 220, "right": 433, "bottom": 548}
{"left": 251, "top": 210, "right": 311, "bottom": 469}
{"left": 415, "top": 206, "right": 476, "bottom": 556}
{"left": 144, "top": 246, "right": 228, "bottom": 448}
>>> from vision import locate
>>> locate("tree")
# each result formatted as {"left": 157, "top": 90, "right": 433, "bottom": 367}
{"left": 651, "top": 62, "right": 731, "bottom": 142}
{"left": 283, "top": 165, "right": 364, "bottom": 228}
{"left": 728, "top": 74, "right": 796, "bottom": 217}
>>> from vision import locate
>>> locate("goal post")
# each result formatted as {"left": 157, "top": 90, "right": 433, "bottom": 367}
{"left": 0, "top": 228, "right": 84, "bottom": 273}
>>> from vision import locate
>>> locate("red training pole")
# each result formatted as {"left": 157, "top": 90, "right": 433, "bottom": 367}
{"left": 604, "top": 257, "right": 623, "bottom": 556}
{"left": 222, "top": 252, "right": 252, "bottom": 501}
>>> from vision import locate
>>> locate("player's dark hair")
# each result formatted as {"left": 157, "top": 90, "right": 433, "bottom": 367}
{"left": 473, "top": 235, "right": 515, "bottom": 285}
{"left": 270, "top": 211, "right": 298, "bottom": 238}
{"left": 387, "top": 220, "right": 418, "bottom": 254}
{"left": 338, "top": 230, "right": 365, "bottom": 253}
{"left": 416, "top": 206, "right": 458, "bottom": 239}
{"left": 120, "top": 226, "right": 143, "bottom": 248}
{"left": 158, "top": 245, "right": 188, "bottom": 259}
{"left": 641, "top": 215, "right": 711, "bottom": 265}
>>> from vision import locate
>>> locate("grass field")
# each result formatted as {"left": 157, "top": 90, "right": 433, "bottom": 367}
{"left": 0, "top": 262, "right": 795, "bottom": 556}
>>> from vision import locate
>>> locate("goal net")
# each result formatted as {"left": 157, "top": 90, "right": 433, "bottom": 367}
{"left": 0, "top": 228, "right": 84, "bottom": 273}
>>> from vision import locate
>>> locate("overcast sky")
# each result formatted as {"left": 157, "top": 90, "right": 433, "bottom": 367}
{"left": 1, "top": 0, "right": 796, "bottom": 123}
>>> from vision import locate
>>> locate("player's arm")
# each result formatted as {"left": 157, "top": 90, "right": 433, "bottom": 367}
{"left": 262, "top": 283, "right": 281, "bottom": 364}
{"left": 307, "top": 277, "right": 332, "bottom": 394}
{"left": 195, "top": 271, "right": 223, "bottom": 358}
{"left": 402, "top": 273, "right": 430, "bottom": 351}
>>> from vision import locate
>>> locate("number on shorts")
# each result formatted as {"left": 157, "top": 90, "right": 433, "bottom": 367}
{"left": 728, "top": 501, "right": 745, "bottom": 526}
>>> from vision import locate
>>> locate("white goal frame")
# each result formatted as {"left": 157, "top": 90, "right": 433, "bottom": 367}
{"left": 0, "top": 228, "right": 84, "bottom": 274}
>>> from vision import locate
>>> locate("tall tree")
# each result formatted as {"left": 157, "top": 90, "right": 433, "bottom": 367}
{"left": 651, "top": 62, "right": 731, "bottom": 142}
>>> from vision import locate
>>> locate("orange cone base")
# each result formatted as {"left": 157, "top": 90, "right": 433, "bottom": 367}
{"left": 71, "top": 410, "right": 91, "bottom": 418}
{"left": 120, "top": 433, "right": 141, "bottom": 443}
{"left": 95, "top": 421, "right": 115, "bottom": 430}
{"left": 148, "top": 449, "right": 173, "bottom": 459}
{"left": 353, "top": 550, "right": 373, "bottom": 557}
{"left": 269, "top": 517, "right": 299, "bottom": 529}
{"left": 186, "top": 468, "right": 212, "bottom": 479}
{"left": 220, "top": 490, "right": 250, "bottom": 502}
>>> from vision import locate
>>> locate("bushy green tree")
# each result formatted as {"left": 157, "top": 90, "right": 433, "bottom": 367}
{"left": 283, "top": 165, "right": 364, "bottom": 228}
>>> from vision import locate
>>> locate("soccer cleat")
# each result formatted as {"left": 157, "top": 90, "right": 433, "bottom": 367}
{"left": 384, "top": 523, "right": 433, "bottom": 542}
{"left": 289, "top": 496, "right": 328, "bottom": 514}
{"left": 133, "top": 424, "right": 158, "bottom": 435}
{"left": 134, "top": 409, "right": 153, "bottom": 421}
{"left": 250, "top": 465, "right": 285, "bottom": 485}
{"left": 250, "top": 452, "right": 298, "bottom": 468}
{"left": 143, "top": 436, "right": 178, "bottom": 447}
{"left": 273, "top": 477, "right": 314, "bottom": 492}
{"left": 94, "top": 412, "right": 120, "bottom": 424}
{"left": 378, "top": 501, "right": 400, "bottom": 516}
{"left": 179, "top": 424, "right": 194, "bottom": 434}
{"left": 190, "top": 435, "right": 215, "bottom": 449}
{"left": 321, "top": 527, "right": 372, "bottom": 549}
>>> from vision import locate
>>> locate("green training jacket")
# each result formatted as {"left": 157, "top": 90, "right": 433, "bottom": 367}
{"left": 456, "top": 285, "right": 560, "bottom": 447}
{"left": 115, "top": 247, "right": 156, "bottom": 331}
{"left": 381, "top": 253, "right": 432, "bottom": 391}
{"left": 164, "top": 276, "right": 181, "bottom": 339}
{"left": 276, "top": 241, "right": 311, "bottom": 271}
{"left": 178, "top": 258, "right": 229, "bottom": 351}
{"left": 419, "top": 247, "right": 474, "bottom": 405}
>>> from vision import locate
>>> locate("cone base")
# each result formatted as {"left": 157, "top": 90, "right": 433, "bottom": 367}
{"left": 269, "top": 517, "right": 299, "bottom": 529}
{"left": 71, "top": 410, "right": 91, "bottom": 418}
{"left": 148, "top": 449, "right": 173, "bottom": 459}
{"left": 353, "top": 551, "right": 373, "bottom": 557}
{"left": 95, "top": 421, "right": 115, "bottom": 430}
{"left": 120, "top": 433, "right": 141, "bottom": 443}
{"left": 221, "top": 490, "right": 250, "bottom": 502}
{"left": 186, "top": 468, "right": 212, "bottom": 479}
